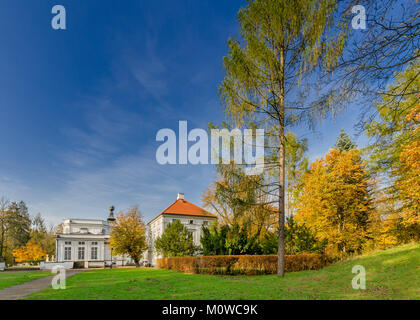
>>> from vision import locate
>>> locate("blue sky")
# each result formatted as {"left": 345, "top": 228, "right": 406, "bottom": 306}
{"left": 0, "top": 0, "right": 368, "bottom": 226}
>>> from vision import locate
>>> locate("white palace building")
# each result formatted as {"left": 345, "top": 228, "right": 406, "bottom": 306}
{"left": 55, "top": 206, "right": 132, "bottom": 268}
{"left": 54, "top": 193, "right": 217, "bottom": 268}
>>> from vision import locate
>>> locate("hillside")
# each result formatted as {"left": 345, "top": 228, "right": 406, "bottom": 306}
{"left": 26, "top": 243, "right": 419, "bottom": 300}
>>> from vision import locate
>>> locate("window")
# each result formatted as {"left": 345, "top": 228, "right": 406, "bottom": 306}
{"left": 64, "top": 247, "right": 71, "bottom": 260}
{"left": 172, "top": 219, "right": 178, "bottom": 223}
{"left": 65, "top": 241, "right": 71, "bottom": 245}
{"left": 78, "top": 241, "right": 85, "bottom": 245}
{"left": 78, "top": 247, "right": 85, "bottom": 260}
{"left": 91, "top": 247, "right": 98, "bottom": 260}
{"left": 189, "top": 220, "right": 194, "bottom": 224}
{"left": 203, "top": 221, "right": 208, "bottom": 226}
{"left": 91, "top": 242, "right": 98, "bottom": 245}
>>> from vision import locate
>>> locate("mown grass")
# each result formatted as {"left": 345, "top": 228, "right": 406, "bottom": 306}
{"left": 26, "top": 243, "right": 419, "bottom": 300}
{"left": 0, "top": 271, "right": 51, "bottom": 290}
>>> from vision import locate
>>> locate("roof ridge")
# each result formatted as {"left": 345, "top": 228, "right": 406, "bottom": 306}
{"left": 147, "top": 198, "right": 217, "bottom": 225}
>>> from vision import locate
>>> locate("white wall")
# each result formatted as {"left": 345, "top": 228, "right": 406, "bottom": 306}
{"left": 57, "top": 239, "right": 107, "bottom": 262}
{"left": 147, "top": 214, "right": 217, "bottom": 266}
{"left": 40, "top": 262, "right": 73, "bottom": 270}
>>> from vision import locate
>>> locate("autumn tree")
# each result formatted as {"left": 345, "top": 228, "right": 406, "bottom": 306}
{"left": 110, "top": 206, "right": 147, "bottom": 267}
{"left": 365, "top": 59, "right": 420, "bottom": 242}
{"left": 202, "top": 162, "right": 277, "bottom": 239}
{"left": 219, "top": 0, "right": 346, "bottom": 276}
{"left": 29, "top": 213, "right": 56, "bottom": 257}
{"left": 394, "top": 105, "right": 420, "bottom": 234}
{"left": 12, "top": 243, "right": 46, "bottom": 264}
{"left": 294, "top": 148, "right": 374, "bottom": 258}
{"left": 154, "top": 220, "right": 198, "bottom": 257}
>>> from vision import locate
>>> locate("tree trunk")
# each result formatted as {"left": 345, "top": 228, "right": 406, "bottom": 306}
{"left": 0, "top": 222, "right": 4, "bottom": 258}
{"left": 277, "top": 45, "right": 286, "bottom": 277}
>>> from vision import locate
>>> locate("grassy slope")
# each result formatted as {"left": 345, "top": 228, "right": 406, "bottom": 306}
{"left": 0, "top": 271, "right": 51, "bottom": 290}
{"left": 26, "top": 243, "right": 419, "bottom": 300}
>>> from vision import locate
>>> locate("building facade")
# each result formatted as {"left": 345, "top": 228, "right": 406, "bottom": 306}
{"left": 55, "top": 194, "right": 217, "bottom": 268}
{"left": 145, "top": 193, "right": 217, "bottom": 266}
{"left": 55, "top": 206, "right": 132, "bottom": 268}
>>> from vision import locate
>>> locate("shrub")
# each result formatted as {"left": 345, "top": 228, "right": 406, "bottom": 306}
{"left": 157, "top": 254, "right": 329, "bottom": 275}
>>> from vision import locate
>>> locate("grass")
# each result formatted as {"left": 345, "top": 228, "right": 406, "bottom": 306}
{"left": 0, "top": 271, "right": 51, "bottom": 290}
{"left": 26, "top": 243, "right": 419, "bottom": 300}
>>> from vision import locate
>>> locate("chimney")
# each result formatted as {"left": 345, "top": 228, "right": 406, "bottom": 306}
{"left": 107, "top": 205, "right": 116, "bottom": 223}
{"left": 177, "top": 193, "right": 184, "bottom": 200}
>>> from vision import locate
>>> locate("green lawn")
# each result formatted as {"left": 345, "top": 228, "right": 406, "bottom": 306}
{"left": 26, "top": 243, "right": 419, "bottom": 300}
{"left": 0, "top": 271, "right": 51, "bottom": 290}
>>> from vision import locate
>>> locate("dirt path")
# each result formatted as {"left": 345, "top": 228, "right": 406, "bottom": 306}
{"left": 0, "top": 269, "right": 85, "bottom": 300}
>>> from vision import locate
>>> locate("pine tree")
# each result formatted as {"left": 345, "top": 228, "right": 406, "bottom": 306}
{"left": 334, "top": 128, "right": 357, "bottom": 151}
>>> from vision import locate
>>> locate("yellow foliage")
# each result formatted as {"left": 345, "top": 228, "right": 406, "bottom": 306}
{"left": 294, "top": 149, "right": 375, "bottom": 258}
{"left": 393, "top": 103, "right": 420, "bottom": 228}
{"left": 12, "top": 243, "right": 46, "bottom": 263}
{"left": 110, "top": 206, "right": 147, "bottom": 266}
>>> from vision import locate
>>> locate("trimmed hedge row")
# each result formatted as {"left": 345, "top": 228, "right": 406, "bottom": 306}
{"left": 157, "top": 254, "right": 329, "bottom": 275}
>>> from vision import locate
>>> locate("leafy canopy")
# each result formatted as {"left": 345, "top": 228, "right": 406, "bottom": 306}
{"left": 154, "top": 220, "right": 198, "bottom": 258}
{"left": 110, "top": 206, "right": 147, "bottom": 266}
{"left": 294, "top": 148, "right": 374, "bottom": 257}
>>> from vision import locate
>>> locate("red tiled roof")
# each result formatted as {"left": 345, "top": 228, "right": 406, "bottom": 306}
{"left": 160, "top": 199, "right": 217, "bottom": 219}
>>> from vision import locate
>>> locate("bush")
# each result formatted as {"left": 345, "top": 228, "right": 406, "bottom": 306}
{"left": 157, "top": 254, "right": 329, "bottom": 275}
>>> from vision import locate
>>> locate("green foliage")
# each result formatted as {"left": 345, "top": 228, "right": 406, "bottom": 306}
{"left": 202, "top": 216, "right": 325, "bottom": 256}
{"left": 201, "top": 223, "right": 262, "bottom": 255}
{"left": 6, "top": 201, "right": 31, "bottom": 249}
{"left": 334, "top": 128, "right": 357, "bottom": 151}
{"left": 201, "top": 224, "right": 229, "bottom": 256}
{"left": 225, "top": 224, "right": 262, "bottom": 255}
{"left": 154, "top": 220, "right": 199, "bottom": 258}
{"left": 285, "top": 216, "right": 327, "bottom": 254}
{"left": 285, "top": 131, "right": 309, "bottom": 185}
{"left": 260, "top": 216, "right": 327, "bottom": 255}
{"left": 29, "top": 213, "right": 56, "bottom": 257}
{"left": 220, "top": 0, "right": 345, "bottom": 130}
